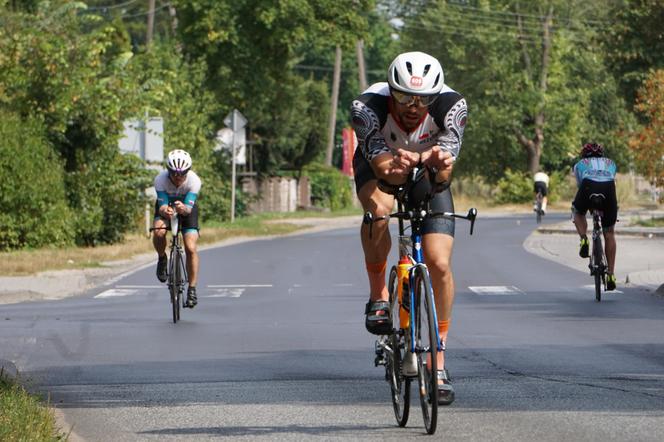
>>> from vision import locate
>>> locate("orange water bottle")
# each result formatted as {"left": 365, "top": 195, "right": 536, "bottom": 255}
{"left": 397, "top": 255, "right": 411, "bottom": 329}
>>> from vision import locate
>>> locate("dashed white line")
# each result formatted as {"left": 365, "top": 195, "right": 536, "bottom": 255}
{"left": 94, "top": 289, "right": 140, "bottom": 298}
{"left": 468, "top": 286, "right": 525, "bottom": 295}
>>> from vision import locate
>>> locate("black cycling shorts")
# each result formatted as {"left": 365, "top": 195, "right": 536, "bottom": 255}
{"left": 533, "top": 181, "right": 548, "bottom": 197}
{"left": 154, "top": 201, "right": 200, "bottom": 234}
{"left": 572, "top": 179, "right": 618, "bottom": 229}
{"left": 353, "top": 148, "right": 455, "bottom": 237}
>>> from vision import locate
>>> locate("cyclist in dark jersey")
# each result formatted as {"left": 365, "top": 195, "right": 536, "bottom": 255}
{"left": 572, "top": 142, "right": 618, "bottom": 290}
{"left": 350, "top": 51, "right": 467, "bottom": 405}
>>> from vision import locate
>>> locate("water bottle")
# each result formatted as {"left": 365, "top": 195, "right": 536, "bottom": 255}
{"left": 397, "top": 255, "right": 410, "bottom": 329}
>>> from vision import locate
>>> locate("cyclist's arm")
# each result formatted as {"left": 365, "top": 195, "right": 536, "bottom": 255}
{"left": 156, "top": 190, "right": 171, "bottom": 217}
{"left": 421, "top": 146, "right": 454, "bottom": 186}
{"left": 371, "top": 150, "right": 420, "bottom": 185}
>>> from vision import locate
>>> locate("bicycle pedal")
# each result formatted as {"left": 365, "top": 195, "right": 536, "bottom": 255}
{"left": 374, "top": 355, "right": 387, "bottom": 367}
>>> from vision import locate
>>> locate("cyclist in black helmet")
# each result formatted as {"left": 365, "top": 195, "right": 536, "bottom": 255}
{"left": 572, "top": 142, "right": 618, "bottom": 291}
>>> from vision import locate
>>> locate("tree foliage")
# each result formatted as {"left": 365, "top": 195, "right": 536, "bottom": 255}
{"left": 629, "top": 69, "right": 664, "bottom": 196}
{"left": 173, "top": 0, "right": 374, "bottom": 175}
{"left": 602, "top": 0, "right": 664, "bottom": 107}
{"left": 397, "top": 0, "right": 630, "bottom": 180}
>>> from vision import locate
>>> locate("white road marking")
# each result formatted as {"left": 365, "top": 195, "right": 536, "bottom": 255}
{"left": 205, "top": 288, "right": 245, "bottom": 298}
{"left": 468, "top": 286, "right": 525, "bottom": 295}
{"left": 207, "top": 284, "right": 273, "bottom": 288}
{"left": 94, "top": 289, "right": 140, "bottom": 298}
{"left": 116, "top": 285, "right": 162, "bottom": 289}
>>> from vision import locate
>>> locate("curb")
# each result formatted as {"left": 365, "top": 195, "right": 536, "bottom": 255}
{"left": 537, "top": 227, "right": 664, "bottom": 238}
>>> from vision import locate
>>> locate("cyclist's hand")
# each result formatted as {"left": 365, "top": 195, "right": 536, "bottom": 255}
{"left": 173, "top": 201, "right": 189, "bottom": 215}
{"left": 159, "top": 205, "right": 174, "bottom": 218}
{"left": 389, "top": 148, "right": 421, "bottom": 175}
{"left": 421, "top": 146, "right": 454, "bottom": 171}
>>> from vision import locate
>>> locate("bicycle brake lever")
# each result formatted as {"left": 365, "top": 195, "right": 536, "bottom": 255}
{"left": 468, "top": 208, "right": 477, "bottom": 235}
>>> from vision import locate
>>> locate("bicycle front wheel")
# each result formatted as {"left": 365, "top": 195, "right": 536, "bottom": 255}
{"left": 387, "top": 266, "right": 410, "bottom": 427}
{"left": 173, "top": 248, "right": 186, "bottom": 321}
{"left": 413, "top": 265, "right": 438, "bottom": 434}
{"left": 168, "top": 249, "right": 179, "bottom": 323}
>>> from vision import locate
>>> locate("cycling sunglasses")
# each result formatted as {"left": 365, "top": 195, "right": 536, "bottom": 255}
{"left": 391, "top": 90, "right": 438, "bottom": 107}
{"left": 169, "top": 170, "right": 189, "bottom": 177}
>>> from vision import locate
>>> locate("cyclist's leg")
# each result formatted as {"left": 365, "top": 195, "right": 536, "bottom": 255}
{"left": 601, "top": 181, "right": 618, "bottom": 277}
{"left": 183, "top": 232, "right": 199, "bottom": 285}
{"left": 541, "top": 184, "right": 548, "bottom": 213}
{"left": 152, "top": 201, "right": 169, "bottom": 255}
{"left": 572, "top": 184, "right": 590, "bottom": 257}
{"left": 152, "top": 202, "right": 169, "bottom": 282}
{"left": 422, "top": 189, "right": 456, "bottom": 402}
{"left": 355, "top": 151, "right": 394, "bottom": 334}
{"left": 180, "top": 204, "right": 200, "bottom": 307}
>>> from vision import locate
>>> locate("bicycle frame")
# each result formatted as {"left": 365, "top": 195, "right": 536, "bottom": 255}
{"left": 365, "top": 200, "right": 477, "bottom": 354}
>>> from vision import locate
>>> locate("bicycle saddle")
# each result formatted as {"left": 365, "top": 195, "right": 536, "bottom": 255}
{"left": 589, "top": 193, "right": 605, "bottom": 210}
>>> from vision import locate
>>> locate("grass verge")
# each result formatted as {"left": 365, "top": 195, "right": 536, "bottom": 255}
{"left": 0, "top": 372, "right": 66, "bottom": 441}
{"left": 632, "top": 216, "right": 664, "bottom": 227}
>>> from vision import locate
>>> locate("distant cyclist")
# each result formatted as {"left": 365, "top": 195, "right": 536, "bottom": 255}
{"left": 153, "top": 149, "right": 202, "bottom": 308}
{"left": 572, "top": 142, "right": 618, "bottom": 290}
{"left": 533, "top": 171, "right": 549, "bottom": 215}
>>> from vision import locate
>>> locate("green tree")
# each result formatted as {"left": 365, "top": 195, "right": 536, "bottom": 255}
{"left": 0, "top": 111, "right": 73, "bottom": 250}
{"left": 397, "top": 0, "right": 630, "bottom": 179}
{"left": 173, "top": 0, "right": 374, "bottom": 175}
{"left": 602, "top": 0, "right": 664, "bottom": 108}
{"left": 629, "top": 69, "right": 664, "bottom": 196}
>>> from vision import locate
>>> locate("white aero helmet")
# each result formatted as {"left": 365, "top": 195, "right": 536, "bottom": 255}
{"left": 166, "top": 149, "right": 192, "bottom": 175}
{"left": 388, "top": 51, "right": 444, "bottom": 96}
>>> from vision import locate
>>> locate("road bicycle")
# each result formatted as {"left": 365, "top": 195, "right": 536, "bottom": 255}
{"left": 588, "top": 194, "right": 607, "bottom": 302}
{"left": 535, "top": 191, "right": 544, "bottom": 224}
{"left": 364, "top": 167, "right": 477, "bottom": 435}
{"left": 151, "top": 207, "right": 188, "bottom": 323}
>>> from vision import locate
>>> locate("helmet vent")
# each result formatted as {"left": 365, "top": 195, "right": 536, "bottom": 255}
{"left": 423, "top": 64, "right": 431, "bottom": 76}
{"left": 406, "top": 62, "right": 413, "bottom": 75}
{"left": 433, "top": 73, "right": 440, "bottom": 87}
{"left": 393, "top": 70, "right": 401, "bottom": 85}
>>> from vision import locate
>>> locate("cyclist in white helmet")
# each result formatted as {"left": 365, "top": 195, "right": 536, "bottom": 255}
{"left": 350, "top": 51, "right": 467, "bottom": 405}
{"left": 152, "top": 149, "right": 202, "bottom": 308}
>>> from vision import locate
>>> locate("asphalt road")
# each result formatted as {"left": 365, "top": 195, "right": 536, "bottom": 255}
{"left": 2, "top": 214, "right": 663, "bottom": 441}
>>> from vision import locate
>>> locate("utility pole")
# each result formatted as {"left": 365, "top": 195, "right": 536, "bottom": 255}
{"left": 356, "top": 39, "right": 368, "bottom": 92}
{"left": 146, "top": 0, "right": 156, "bottom": 48}
{"left": 326, "top": 45, "right": 342, "bottom": 166}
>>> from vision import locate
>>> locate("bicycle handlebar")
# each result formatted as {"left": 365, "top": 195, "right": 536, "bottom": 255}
{"left": 363, "top": 207, "right": 478, "bottom": 236}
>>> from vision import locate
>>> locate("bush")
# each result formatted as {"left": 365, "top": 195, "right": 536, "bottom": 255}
{"left": 495, "top": 169, "right": 532, "bottom": 204}
{"left": 0, "top": 112, "right": 73, "bottom": 250}
{"left": 303, "top": 163, "right": 354, "bottom": 211}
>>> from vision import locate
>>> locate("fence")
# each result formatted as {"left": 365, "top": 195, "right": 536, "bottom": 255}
{"left": 241, "top": 176, "right": 311, "bottom": 213}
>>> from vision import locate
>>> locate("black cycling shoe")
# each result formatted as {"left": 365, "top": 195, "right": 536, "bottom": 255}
{"left": 436, "top": 369, "right": 455, "bottom": 405}
{"left": 156, "top": 255, "right": 168, "bottom": 282}
{"left": 186, "top": 287, "right": 198, "bottom": 308}
{"left": 606, "top": 274, "right": 617, "bottom": 291}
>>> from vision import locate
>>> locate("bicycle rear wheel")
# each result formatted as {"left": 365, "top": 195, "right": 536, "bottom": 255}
{"left": 413, "top": 265, "right": 438, "bottom": 434}
{"left": 387, "top": 266, "right": 410, "bottom": 427}
{"left": 593, "top": 237, "right": 603, "bottom": 302}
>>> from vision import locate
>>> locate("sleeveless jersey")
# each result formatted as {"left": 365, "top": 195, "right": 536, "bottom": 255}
{"left": 350, "top": 82, "right": 467, "bottom": 161}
